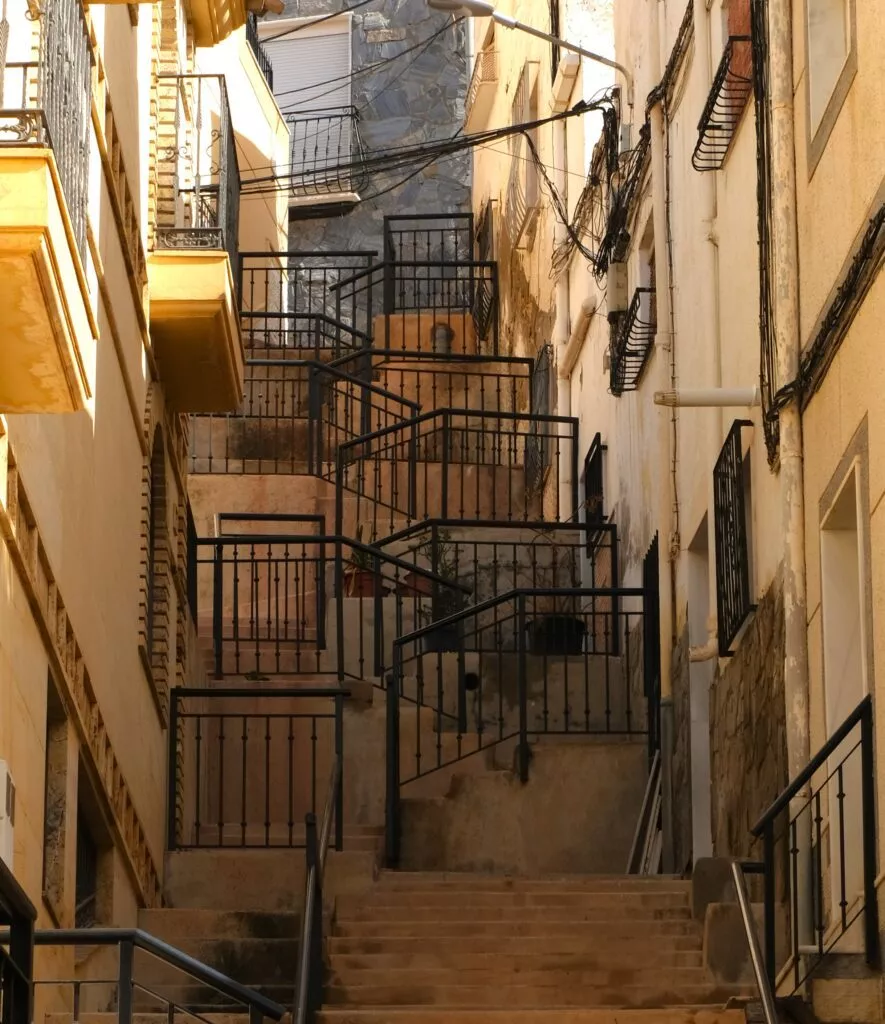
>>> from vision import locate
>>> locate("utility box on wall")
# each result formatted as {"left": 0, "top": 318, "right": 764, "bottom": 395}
{"left": 0, "top": 762, "right": 15, "bottom": 870}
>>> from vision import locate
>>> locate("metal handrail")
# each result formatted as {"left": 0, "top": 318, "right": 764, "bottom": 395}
{"left": 751, "top": 694, "right": 872, "bottom": 832}
{"left": 193, "top": 532, "right": 472, "bottom": 595}
{"left": 331, "top": 258, "right": 497, "bottom": 293}
{"left": 328, "top": 348, "right": 534, "bottom": 370}
{"left": 731, "top": 862, "right": 778, "bottom": 1024}
{"left": 294, "top": 757, "right": 340, "bottom": 1024}
{"left": 14, "top": 928, "right": 287, "bottom": 1021}
{"left": 241, "top": 311, "right": 372, "bottom": 347}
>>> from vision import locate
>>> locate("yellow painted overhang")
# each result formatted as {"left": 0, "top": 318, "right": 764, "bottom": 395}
{"left": 0, "top": 150, "right": 94, "bottom": 413}
{"left": 147, "top": 249, "right": 245, "bottom": 413}
{"left": 189, "top": 0, "right": 246, "bottom": 47}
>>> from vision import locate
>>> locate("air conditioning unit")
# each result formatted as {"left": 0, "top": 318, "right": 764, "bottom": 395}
{"left": 0, "top": 762, "right": 15, "bottom": 870}
{"left": 608, "top": 261, "right": 629, "bottom": 313}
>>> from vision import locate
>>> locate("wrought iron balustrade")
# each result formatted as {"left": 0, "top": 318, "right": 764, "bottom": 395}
{"left": 384, "top": 213, "right": 474, "bottom": 265}
{"left": 583, "top": 432, "right": 607, "bottom": 553}
{"left": 287, "top": 105, "right": 367, "bottom": 198}
{"left": 334, "top": 408, "right": 580, "bottom": 540}
{"left": 385, "top": 585, "right": 649, "bottom": 866}
{"left": 526, "top": 343, "right": 552, "bottom": 495}
{"left": 692, "top": 36, "right": 753, "bottom": 172}
{"left": 156, "top": 74, "right": 240, "bottom": 279}
{"left": 190, "top": 358, "right": 417, "bottom": 476}
{"left": 169, "top": 687, "right": 345, "bottom": 850}
{"left": 609, "top": 287, "right": 656, "bottom": 395}
{"left": 0, "top": 859, "right": 35, "bottom": 1024}
{"left": 0, "top": 0, "right": 92, "bottom": 259}
{"left": 713, "top": 419, "right": 755, "bottom": 655}
{"left": 240, "top": 250, "right": 376, "bottom": 352}
{"left": 752, "top": 695, "right": 879, "bottom": 991}
{"left": 246, "top": 14, "right": 274, "bottom": 91}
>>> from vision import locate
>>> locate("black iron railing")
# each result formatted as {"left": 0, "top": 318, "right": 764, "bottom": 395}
{"left": 190, "top": 358, "right": 418, "bottom": 476}
{"left": 168, "top": 687, "right": 345, "bottom": 850}
{"left": 384, "top": 213, "right": 474, "bottom": 265}
{"left": 333, "top": 259, "right": 500, "bottom": 354}
{"left": 0, "top": 859, "right": 35, "bottom": 1024}
{"left": 191, "top": 531, "right": 467, "bottom": 681}
{"left": 713, "top": 419, "right": 755, "bottom": 655}
{"left": 294, "top": 758, "right": 338, "bottom": 1024}
{"left": 752, "top": 695, "right": 879, "bottom": 991}
{"left": 692, "top": 36, "right": 753, "bottom": 172}
{"left": 583, "top": 433, "right": 607, "bottom": 553}
{"left": 385, "top": 585, "right": 649, "bottom": 866}
{"left": 331, "top": 349, "right": 532, "bottom": 417}
{"left": 642, "top": 535, "right": 661, "bottom": 762}
{"left": 287, "top": 105, "right": 367, "bottom": 198}
{"left": 246, "top": 14, "right": 274, "bottom": 91}
{"left": 156, "top": 75, "right": 240, "bottom": 279}
{"left": 240, "top": 251, "right": 376, "bottom": 352}
{"left": 610, "top": 288, "right": 656, "bottom": 395}
{"left": 334, "top": 408, "right": 580, "bottom": 540}
{"left": 9, "top": 929, "right": 285, "bottom": 1024}
{"left": 0, "top": 0, "right": 92, "bottom": 260}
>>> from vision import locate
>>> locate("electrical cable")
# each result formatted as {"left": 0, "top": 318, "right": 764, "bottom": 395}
{"left": 259, "top": 0, "right": 375, "bottom": 44}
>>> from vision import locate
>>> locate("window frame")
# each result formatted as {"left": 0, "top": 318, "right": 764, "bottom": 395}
{"left": 804, "top": 0, "right": 857, "bottom": 174}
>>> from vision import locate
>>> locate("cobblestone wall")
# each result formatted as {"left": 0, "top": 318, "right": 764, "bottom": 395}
{"left": 709, "top": 571, "right": 787, "bottom": 858}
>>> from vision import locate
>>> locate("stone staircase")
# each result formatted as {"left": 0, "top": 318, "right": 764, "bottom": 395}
{"left": 318, "top": 872, "right": 749, "bottom": 1022}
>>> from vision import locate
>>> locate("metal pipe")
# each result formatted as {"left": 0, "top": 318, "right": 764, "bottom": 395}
{"left": 654, "top": 387, "right": 760, "bottom": 407}
{"left": 767, "top": 0, "right": 811, "bottom": 950}
{"left": 731, "top": 861, "right": 779, "bottom": 1024}
{"left": 648, "top": 0, "right": 677, "bottom": 875}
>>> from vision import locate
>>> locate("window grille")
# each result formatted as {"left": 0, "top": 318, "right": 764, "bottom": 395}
{"left": 583, "top": 433, "right": 607, "bottom": 553}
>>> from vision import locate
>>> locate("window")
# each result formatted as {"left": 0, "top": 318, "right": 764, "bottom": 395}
{"left": 807, "top": 0, "right": 852, "bottom": 134}
{"left": 583, "top": 433, "right": 607, "bottom": 553}
{"left": 75, "top": 813, "right": 99, "bottom": 927}
{"left": 549, "top": 0, "right": 561, "bottom": 81}
{"left": 526, "top": 343, "right": 552, "bottom": 495}
{"left": 42, "top": 679, "right": 69, "bottom": 922}
{"left": 713, "top": 420, "right": 755, "bottom": 655}
{"left": 259, "top": 17, "right": 360, "bottom": 199}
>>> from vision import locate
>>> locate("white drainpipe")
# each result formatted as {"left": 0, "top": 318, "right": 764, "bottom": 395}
{"left": 768, "top": 0, "right": 811, "bottom": 943}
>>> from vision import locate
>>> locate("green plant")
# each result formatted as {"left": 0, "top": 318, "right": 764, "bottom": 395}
{"left": 414, "top": 529, "right": 466, "bottom": 622}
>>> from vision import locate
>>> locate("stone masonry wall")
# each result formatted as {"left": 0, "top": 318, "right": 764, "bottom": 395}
{"left": 709, "top": 571, "right": 787, "bottom": 859}
{"left": 274, "top": 0, "right": 471, "bottom": 253}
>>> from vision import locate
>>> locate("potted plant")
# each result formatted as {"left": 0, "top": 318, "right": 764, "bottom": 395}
{"left": 415, "top": 530, "right": 468, "bottom": 652}
{"left": 342, "top": 527, "right": 389, "bottom": 598}
{"left": 522, "top": 528, "right": 586, "bottom": 655}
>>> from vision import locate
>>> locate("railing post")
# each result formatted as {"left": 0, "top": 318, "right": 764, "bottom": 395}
{"left": 762, "top": 821, "right": 777, "bottom": 988}
{"left": 307, "top": 368, "right": 318, "bottom": 477}
{"left": 334, "top": 694, "right": 344, "bottom": 853}
{"left": 213, "top": 542, "right": 224, "bottom": 679}
{"left": 861, "top": 701, "right": 880, "bottom": 968}
{"left": 517, "top": 594, "right": 529, "bottom": 783}
{"left": 385, "top": 653, "right": 401, "bottom": 867}
{"left": 408, "top": 419, "right": 418, "bottom": 522}
{"left": 304, "top": 814, "right": 323, "bottom": 1018}
{"left": 118, "top": 939, "right": 134, "bottom": 1024}
{"left": 373, "top": 553, "right": 385, "bottom": 678}
{"left": 335, "top": 539, "right": 345, "bottom": 684}
{"left": 570, "top": 420, "right": 579, "bottom": 521}
{"left": 167, "top": 692, "right": 180, "bottom": 851}
{"left": 441, "top": 414, "right": 450, "bottom": 520}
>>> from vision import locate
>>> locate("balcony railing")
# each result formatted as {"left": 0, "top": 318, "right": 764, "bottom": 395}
{"left": 465, "top": 47, "right": 497, "bottom": 130}
{"left": 156, "top": 74, "right": 240, "bottom": 279}
{"left": 609, "top": 287, "right": 656, "bottom": 395}
{"left": 246, "top": 14, "right": 274, "bottom": 91}
{"left": 692, "top": 36, "right": 753, "bottom": 172}
{"left": 286, "top": 105, "right": 367, "bottom": 199}
{"left": 0, "top": 0, "right": 92, "bottom": 259}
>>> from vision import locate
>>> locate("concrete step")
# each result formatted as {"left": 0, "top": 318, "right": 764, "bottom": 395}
{"left": 331, "top": 920, "right": 702, "bottom": 939}
{"left": 323, "top": 982, "right": 742, "bottom": 1008}
{"left": 47, "top": 1015, "right": 254, "bottom": 1024}
{"left": 371, "top": 874, "right": 688, "bottom": 891}
{"left": 317, "top": 1011, "right": 745, "bottom": 1024}
{"left": 335, "top": 891, "right": 690, "bottom": 911}
{"left": 326, "top": 968, "right": 713, "bottom": 989}
{"left": 138, "top": 910, "right": 301, "bottom": 939}
{"left": 333, "top": 906, "right": 693, "bottom": 923}
{"left": 325, "top": 936, "right": 704, "bottom": 956}
{"left": 325, "top": 950, "right": 705, "bottom": 971}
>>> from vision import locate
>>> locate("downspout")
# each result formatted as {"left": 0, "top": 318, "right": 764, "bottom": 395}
{"left": 767, "top": 0, "right": 811, "bottom": 937}
{"left": 552, "top": 54, "right": 580, "bottom": 518}
{"left": 647, "top": 0, "right": 678, "bottom": 874}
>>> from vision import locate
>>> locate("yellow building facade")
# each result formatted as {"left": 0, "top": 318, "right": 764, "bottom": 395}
{"left": 0, "top": 0, "right": 287, "bottom": 958}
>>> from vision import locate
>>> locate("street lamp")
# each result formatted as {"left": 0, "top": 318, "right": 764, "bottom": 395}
{"left": 427, "top": 0, "right": 633, "bottom": 107}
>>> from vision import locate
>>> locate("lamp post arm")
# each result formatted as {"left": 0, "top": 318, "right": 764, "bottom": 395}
{"left": 490, "top": 10, "right": 634, "bottom": 106}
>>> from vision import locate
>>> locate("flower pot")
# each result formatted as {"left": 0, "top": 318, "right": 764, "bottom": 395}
{"left": 421, "top": 619, "right": 463, "bottom": 653}
{"left": 396, "top": 571, "right": 435, "bottom": 598}
{"left": 344, "top": 568, "right": 388, "bottom": 598}
{"left": 525, "top": 615, "right": 586, "bottom": 655}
